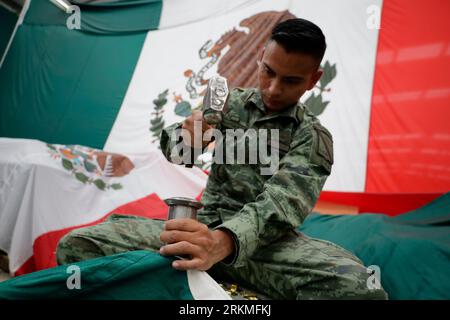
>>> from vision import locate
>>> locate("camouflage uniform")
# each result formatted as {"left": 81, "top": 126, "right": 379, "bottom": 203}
{"left": 57, "top": 88, "right": 388, "bottom": 299}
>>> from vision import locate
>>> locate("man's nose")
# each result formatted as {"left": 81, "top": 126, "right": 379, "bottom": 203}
{"left": 268, "top": 79, "right": 282, "bottom": 97}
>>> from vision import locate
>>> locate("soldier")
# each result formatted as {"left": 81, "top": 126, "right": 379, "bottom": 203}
{"left": 57, "top": 18, "right": 388, "bottom": 300}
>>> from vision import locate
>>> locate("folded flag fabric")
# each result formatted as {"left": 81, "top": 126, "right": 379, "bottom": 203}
{"left": 1, "top": 193, "right": 448, "bottom": 300}
{"left": 0, "top": 138, "right": 206, "bottom": 275}
{"left": 0, "top": 250, "right": 230, "bottom": 300}
{"left": 300, "top": 193, "right": 450, "bottom": 300}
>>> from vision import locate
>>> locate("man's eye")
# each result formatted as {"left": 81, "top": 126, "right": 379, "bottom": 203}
{"left": 264, "top": 66, "right": 275, "bottom": 76}
{"left": 285, "top": 78, "right": 302, "bottom": 84}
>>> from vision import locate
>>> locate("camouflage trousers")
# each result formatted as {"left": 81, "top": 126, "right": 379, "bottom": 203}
{"left": 56, "top": 214, "right": 388, "bottom": 300}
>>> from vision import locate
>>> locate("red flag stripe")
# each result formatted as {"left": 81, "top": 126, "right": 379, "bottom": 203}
{"left": 366, "top": 0, "right": 450, "bottom": 193}
{"left": 15, "top": 193, "right": 169, "bottom": 276}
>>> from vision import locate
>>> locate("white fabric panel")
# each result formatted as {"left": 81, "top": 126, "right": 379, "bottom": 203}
{"left": 187, "top": 269, "right": 232, "bottom": 300}
{"left": 290, "top": 0, "right": 382, "bottom": 191}
{"left": 105, "top": 0, "right": 382, "bottom": 192}
{"left": 159, "top": 0, "right": 257, "bottom": 30}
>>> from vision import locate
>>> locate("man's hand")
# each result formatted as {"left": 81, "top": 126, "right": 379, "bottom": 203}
{"left": 159, "top": 219, "right": 234, "bottom": 271}
{"left": 181, "top": 110, "right": 213, "bottom": 148}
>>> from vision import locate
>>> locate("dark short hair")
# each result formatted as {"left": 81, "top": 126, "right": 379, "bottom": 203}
{"left": 270, "top": 18, "right": 327, "bottom": 65}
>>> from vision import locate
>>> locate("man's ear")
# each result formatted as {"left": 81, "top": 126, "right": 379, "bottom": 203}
{"left": 306, "top": 69, "right": 323, "bottom": 90}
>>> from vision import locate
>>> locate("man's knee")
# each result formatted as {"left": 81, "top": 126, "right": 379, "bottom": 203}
{"left": 56, "top": 229, "right": 104, "bottom": 265}
{"left": 327, "top": 265, "right": 389, "bottom": 300}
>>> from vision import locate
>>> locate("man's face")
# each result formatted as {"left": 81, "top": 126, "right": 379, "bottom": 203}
{"left": 257, "top": 40, "right": 323, "bottom": 113}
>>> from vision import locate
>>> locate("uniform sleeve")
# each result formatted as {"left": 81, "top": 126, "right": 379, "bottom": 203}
{"left": 215, "top": 122, "right": 334, "bottom": 267}
{"left": 160, "top": 122, "right": 183, "bottom": 163}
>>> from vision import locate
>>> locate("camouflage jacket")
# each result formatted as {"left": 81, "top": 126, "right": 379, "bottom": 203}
{"left": 160, "top": 88, "right": 333, "bottom": 268}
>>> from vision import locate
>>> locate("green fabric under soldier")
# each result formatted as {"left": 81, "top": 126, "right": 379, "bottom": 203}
{"left": 57, "top": 18, "right": 388, "bottom": 299}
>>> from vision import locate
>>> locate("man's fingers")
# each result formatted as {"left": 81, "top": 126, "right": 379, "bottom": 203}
{"left": 183, "top": 111, "right": 209, "bottom": 133}
{"left": 160, "top": 230, "right": 187, "bottom": 244}
{"left": 159, "top": 241, "right": 201, "bottom": 258}
{"left": 164, "top": 219, "right": 207, "bottom": 232}
{"left": 192, "top": 109, "right": 203, "bottom": 121}
{"left": 172, "top": 258, "right": 205, "bottom": 271}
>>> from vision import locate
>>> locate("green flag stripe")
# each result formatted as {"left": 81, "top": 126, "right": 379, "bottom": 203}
{"left": 25, "top": 0, "right": 163, "bottom": 35}
{"left": 0, "top": 0, "right": 162, "bottom": 149}
{"left": 0, "top": 6, "right": 17, "bottom": 58}
{"left": 0, "top": 250, "right": 194, "bottom": 299}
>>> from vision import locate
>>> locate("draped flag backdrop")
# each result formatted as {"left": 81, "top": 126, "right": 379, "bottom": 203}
{"left": 0, "top": 0, "right": 449, "bottom": 279}
{"left": 0, "top": 5, "right": 17, "bottom": 59}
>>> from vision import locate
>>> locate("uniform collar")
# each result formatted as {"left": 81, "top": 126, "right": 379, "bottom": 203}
{"left": 245, "top": 89, "right": 300, "bottom": 124}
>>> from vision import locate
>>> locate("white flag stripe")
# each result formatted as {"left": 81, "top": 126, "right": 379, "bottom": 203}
{"left": 159, "top": 0, "right": 256, "bottom": 30}
{"left": 105, "top": 0, "right": 382, "bottom": 192}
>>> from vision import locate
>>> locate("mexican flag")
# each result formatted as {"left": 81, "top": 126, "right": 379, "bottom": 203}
{"left": 0, "top": 250, "right": 231, "bottom": 300}
{"left": 0, "top": 0, "right": 449, "bottom": 281}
